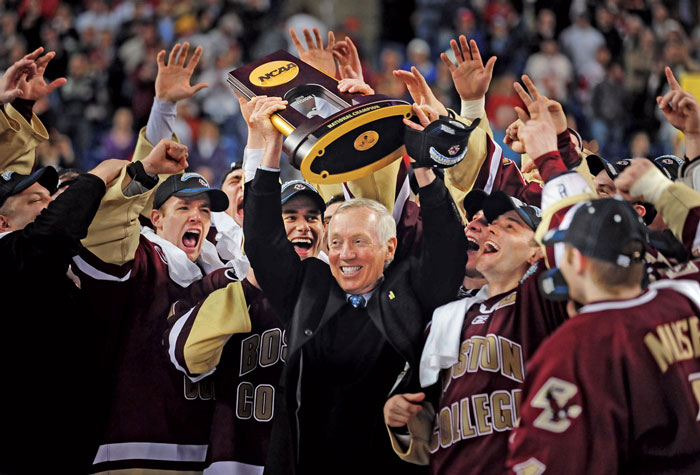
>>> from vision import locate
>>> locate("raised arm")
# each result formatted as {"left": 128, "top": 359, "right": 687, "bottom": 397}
{"left": 242, "top": 96, "right": 305, "bottom": 316}
{"left": 0, "top": 48, "right": 63, "bottom": 173}
{"left": 82, "top": 139, "right": 189, "bottom": 264}
{"left": 616, "top": 158, "right": 700, "bottom": 256}
{"left": 657, "top": 67, "right": 700, "bottom": 190}
{"left": 135, "top": 42, "right": 208, "bottom": 162}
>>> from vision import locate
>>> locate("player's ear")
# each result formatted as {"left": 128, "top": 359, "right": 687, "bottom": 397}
{"left": 527, "top": 242, "right": 543, "bottom": 265}
{"left": 0, "top": 214, "right": 10, "bottom": 232}
{"left": 573, "top": 248, "right": 587, "bottom": 275}
{"left": 385, "top": 236, "right": 397, "bottom": 261}
{"left": 633, "top": 203, "right": 646, "bottom": 218}
{"left": 150, "top": 208, "right": 164, "bottom": 233}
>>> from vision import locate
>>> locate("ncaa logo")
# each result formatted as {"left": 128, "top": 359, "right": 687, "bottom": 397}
{"left": 448, "top": 145, "right": 461, "bottom": 156}
{"left": 249, "top": 61, "right": 299, "bottom": 87}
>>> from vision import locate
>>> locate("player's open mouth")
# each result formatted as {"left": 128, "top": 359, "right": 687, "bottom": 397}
{"left": 292, "top": 238, "right": 314, "bottom": 254}
{"left": 182, "top": 230, "right": 201, "bottom": 249}
{"left": 467, "top": 237, "right": 480, "bottom": 251}
{"left": 341, "top": 266, "right": 361, "bottom": 275}
{"left": 236, "top": 197, "right": 244, "bottom": 220}
{"left": 482, "top": 240, "right": 500, "bottom": 254}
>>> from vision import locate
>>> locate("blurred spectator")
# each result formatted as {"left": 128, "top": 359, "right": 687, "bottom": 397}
{"left": 187, "top": 120, "right": 237, "bottom": 185}
{"left": 594, "top": 5, "right": 623, "bottom": 62}
{"left": 527, "top": 8, "right": 557, "bottom": 53}
{"left": 375, "top": 46, "right": 406, "bottom": 97}
{"left": 99, "top": 107, "right": 136, "bottom": 162}
{"left": 439, "top": 7, "right": 486, "bottom": 56}
{"left": 560, "top": 11, "right": 606, "bottom": 76}
{"left": 401, "top": 38, "right": 435, "bottom": 83}
{"left": 628, "top": 130, "right": 652, "bottom": 158}
{"left": 651, "top": 2, "right": 683, "bottom": 41}
{"left": 590, "top": 62, "right": 628, "bottom": 158}
{"left": 523, "top": 38, "right": 573, "bottom": 103}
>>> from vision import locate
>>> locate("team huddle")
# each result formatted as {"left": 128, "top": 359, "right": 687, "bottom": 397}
{"left": 2, "top": 23, "right": 700, "bottom": 475}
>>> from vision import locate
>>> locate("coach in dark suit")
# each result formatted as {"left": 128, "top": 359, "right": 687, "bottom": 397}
{"left": 243, "top": 97, "right": 466, "bottom": 474}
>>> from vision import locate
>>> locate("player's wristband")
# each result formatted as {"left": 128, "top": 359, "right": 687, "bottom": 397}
{"left": 460, "top": 97, "right": 485, "bottom": 120}
{"left": 127, "top": 161, "right": 159, "bottom": 189}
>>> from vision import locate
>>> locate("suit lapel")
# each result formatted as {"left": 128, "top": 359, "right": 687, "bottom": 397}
{"left": 317, "top": 284, "right": 346, "bottom": 331}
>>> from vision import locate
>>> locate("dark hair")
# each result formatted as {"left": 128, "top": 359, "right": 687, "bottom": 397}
{"left": 325, "top": 194, "right": 345, "bottom": 207}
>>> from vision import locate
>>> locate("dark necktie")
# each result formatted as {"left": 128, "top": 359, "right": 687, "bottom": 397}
{"left": 348, "top": 295, "right": 365, "bottom": 308}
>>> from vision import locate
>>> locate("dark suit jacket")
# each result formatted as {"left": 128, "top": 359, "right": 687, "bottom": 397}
{"left": 244, "top": 170, "right": 467, "bottom": 475}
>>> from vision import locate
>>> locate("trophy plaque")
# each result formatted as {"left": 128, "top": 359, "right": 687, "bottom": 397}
{"left": 228, "top": 50, "right": 413, "bottom": 184}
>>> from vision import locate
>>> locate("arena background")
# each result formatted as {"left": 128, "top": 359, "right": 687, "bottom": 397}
{"left": 3, "top": 0, "right": 700, "bottom": 184}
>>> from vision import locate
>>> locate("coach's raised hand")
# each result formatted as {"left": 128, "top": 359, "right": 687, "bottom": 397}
{"left": 247, "top": 96, "right": 287, "bottom": 168}
{"left": 155, "top": 42, "right": 208, "bottom": 103}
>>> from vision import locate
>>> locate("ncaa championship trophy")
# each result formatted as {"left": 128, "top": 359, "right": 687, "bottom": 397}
{"left": 228, "top": 50, "right": 413, "bottom": 184}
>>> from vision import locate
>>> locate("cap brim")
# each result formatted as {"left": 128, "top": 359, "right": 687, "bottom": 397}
{"left": 483, "top": 191, "right": 539, "bottom": 231}
{"left": 281, "top": 190, "right": 326, "bottom": 212}
{"left": 541, "top": 227, "right": 569, "bottom": 246}
{"left": 463, "top": 189, "right": 488, "bottom": 220}
{"left": 483, "top": 191, "right": 516, "bottom": 223}
{"left": 173, "top": 188, "right": 229, "bottom": 212}
{"left": 585, "top": 154, "right": 607, "bottom": 177}
{"left": 14, "top": 167, "right": 59, "bottom": 196}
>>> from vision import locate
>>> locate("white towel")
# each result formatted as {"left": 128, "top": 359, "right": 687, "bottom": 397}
{"left": 142, "top": 226, "right": 236, "bottom": 287}
{"left": 419, "top": 286, "right": 489, "bottom": 387}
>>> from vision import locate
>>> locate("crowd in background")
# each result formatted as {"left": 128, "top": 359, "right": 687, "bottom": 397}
{"left": 2, "top": 0, "right": 700, "bottom": 185}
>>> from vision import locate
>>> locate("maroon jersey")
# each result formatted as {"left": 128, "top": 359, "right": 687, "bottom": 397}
{"left": 428, "top": 264, "right": 566, "bottom": 475}
{"left": 506, "top": 279, "right": 700, "bottom": 474}
{"left": 72, "top": 236, "right": 236, "bottom": 472}
{"left": 205, "top": 279, "right": 286, "bottom": 472}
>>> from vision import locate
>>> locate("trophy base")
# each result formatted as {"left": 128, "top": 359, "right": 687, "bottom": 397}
{"left": 284, "top": 99, "right": 413, "bottom": 184}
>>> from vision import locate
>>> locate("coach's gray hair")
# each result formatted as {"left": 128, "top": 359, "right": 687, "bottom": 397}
{"left": 332, "top": 198, "right": 397, "bottom": 245}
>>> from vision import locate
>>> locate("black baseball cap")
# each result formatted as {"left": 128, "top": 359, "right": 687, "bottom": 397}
{"left": 280, "top": 180, "right": 326, "bottom": 212}
{"left": 0, "top": 167, "right": 58, "bottom": 208}
{"left": 482, "top": 191, "right": 542, "bottom": 231}
{"left": 652, "top": 155, "right": 684, "bottom": 180}
{"left": 220, "top": 160, "right": 244, "bottom": 187}
{"left": 404, "top": 115, "right": 480, "bottom": 168}
{"left": 542, "top": 198, "right": 647, "bottom": 267}
{"left": 153, "top": 173, "right": 229, "bottom": 212}
{"left": 462, "top": 189, "right": 488, "bottom": 221}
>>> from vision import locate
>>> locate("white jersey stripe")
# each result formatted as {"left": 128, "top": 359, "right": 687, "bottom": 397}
{"left": 392, "top": 173, "right": 411, "bottom": 224}
{"left": 93, "top": 442, "right": 207, "bottom": 464}
{"left": 205, "top": 461, "right": 264, "bottom": 475}
{"left": 72, "top": 255, "right": 131, "bottom": 282}
{"left": 483, "top": 138, "right": 503, "bottom": 195}
{"left": 168, "top": 307, "right": 217, "bottom": 382}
